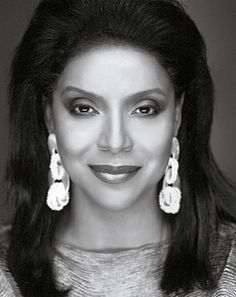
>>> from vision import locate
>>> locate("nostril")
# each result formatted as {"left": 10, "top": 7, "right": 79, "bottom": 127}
{"left": 97, "top": 123, "right": 133, "bottom": 153}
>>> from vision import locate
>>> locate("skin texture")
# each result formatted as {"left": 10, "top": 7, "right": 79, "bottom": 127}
{"left": 46, "top": 45, "right": 183, "bottom": 250}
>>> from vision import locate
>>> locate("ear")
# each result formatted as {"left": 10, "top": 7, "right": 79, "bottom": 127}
{"left": 44, "top": 102, "right": 55, "bottom": 133}
{"left": 174, "top": 94, "right": 184, "bottom": 137}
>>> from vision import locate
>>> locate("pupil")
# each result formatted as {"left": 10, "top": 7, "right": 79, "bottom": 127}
{"left": 80, "top": 106, "right": 89, "bottom": 112}
{"left": 140, "top": 107, "right": 150, "bottom": 113}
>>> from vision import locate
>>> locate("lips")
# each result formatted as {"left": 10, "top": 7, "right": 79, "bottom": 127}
{"left": 88, "top": 165, "right": 141, "bottom": 184}
{"left": 89, "top": 165, "right": 141, "bottom": 174}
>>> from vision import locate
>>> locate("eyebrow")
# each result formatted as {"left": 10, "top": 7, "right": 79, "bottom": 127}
{"left": 61, "top": 86, "right": 167, "bottom": 103}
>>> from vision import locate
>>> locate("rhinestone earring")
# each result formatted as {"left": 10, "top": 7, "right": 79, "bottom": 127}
{"left": 46, "top": 145, "right": 70, "bottom": 211}
{"left": 159, "top": 137, "right": 181, "bottom": 214}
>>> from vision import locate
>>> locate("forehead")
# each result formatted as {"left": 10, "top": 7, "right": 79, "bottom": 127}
{"left": 55, "top": 45, "right": 174, "bottom": 101}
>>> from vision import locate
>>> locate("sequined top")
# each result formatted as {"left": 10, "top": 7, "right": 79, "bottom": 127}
{"left": 0, "top": 224, "right": 236, "bottom": 296}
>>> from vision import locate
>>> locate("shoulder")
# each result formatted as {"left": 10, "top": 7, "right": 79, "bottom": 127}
{"left": 0, "top": 269, "right": 19, "bottom": 297}
{"left": 212, "top": 222, "right": 236, "bottom": 296}
{"left": 217, "top": 221, "right": 236, "bottom": 239}
{"left": 211, "top": 222, "right": 236, "bottom": 255}
{"left": 0, "top": 225, "right": 21, "bottom": 297}
{"left": 214, "top": 221, "right": 236, "bottom": 251}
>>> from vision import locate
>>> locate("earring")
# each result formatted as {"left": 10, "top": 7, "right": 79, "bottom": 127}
{"left": 159, "top": 137, "right": 181, "bottom": 214}
{"left": 46, "top": 148, "right": 70, "bottom": 211}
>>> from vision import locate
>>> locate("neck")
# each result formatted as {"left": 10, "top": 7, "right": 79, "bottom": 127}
{"left": 56, "top": 189, "right": 170, "bottom": 251}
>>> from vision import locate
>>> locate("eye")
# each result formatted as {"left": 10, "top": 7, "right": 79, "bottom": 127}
{"left": 133, "top": 105, "right": 160, "bottom": 116}
{"left": 71, "top": 104, "right": 98, "bottom": 115}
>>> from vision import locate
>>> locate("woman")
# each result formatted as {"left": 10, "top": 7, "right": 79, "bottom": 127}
{"left": 0, "top": 0, "right": 236, "bottom": 296}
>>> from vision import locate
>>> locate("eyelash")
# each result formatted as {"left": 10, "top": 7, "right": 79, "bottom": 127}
{"left": 70, "top": 104, "right": 160, "bottom": 116}
{"left": 132, "top": 105, "right": 160, "bottom": 116}
{"left": 71, "top": 104, "right": 98, "bottom": 115}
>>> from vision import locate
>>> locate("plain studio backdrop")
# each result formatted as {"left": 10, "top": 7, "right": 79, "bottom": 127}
{"left": 0, "top": 0, "right": 236, "bottom": 225}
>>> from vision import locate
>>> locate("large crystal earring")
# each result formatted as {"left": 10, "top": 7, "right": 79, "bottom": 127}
{"left": 46, "top": 145, "right": 70, "bottom": 211}
{"left": 159, "top": 137, "right": 181, "bottom": 214}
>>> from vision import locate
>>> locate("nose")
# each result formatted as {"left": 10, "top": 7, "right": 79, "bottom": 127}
{"left": 97, "top": 113, "right": 133, "bottom": 154}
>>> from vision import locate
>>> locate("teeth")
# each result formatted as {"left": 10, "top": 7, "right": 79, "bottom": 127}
{"left": 99, "top": 173, "right": 130, "bottom": 181}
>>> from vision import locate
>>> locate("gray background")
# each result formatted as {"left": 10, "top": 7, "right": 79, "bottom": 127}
{"left": 0, "top": 0, "right": 236, "bottom": 224}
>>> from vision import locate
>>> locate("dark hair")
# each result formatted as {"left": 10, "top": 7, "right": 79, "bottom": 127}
{"left": 6, "top": 0, "right": 236, "bottom": 296}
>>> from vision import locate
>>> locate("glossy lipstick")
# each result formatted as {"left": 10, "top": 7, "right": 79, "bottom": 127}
{"left": 89, "top": 165, "right": 141, "bottom": 184}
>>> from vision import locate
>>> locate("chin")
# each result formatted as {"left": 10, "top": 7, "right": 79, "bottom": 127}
{"left": 88, "top": 189, "right": 142, "bottom": 212}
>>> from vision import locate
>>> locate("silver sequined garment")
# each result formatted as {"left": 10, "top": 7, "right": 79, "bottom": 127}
{"left": 1, "top": 224, "right": 236, "bottom": 296}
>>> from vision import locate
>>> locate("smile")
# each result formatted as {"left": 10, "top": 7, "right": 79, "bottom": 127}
{"left": 88, "top": 165, "right": 141, "bottom": 184}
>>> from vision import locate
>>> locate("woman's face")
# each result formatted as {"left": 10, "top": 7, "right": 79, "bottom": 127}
{"left": 48, "top": 45, "right": 183, "bottom": 212}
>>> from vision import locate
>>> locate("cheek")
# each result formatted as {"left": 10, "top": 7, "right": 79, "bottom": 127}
{"left": 132, "top": 115, "right": 174, "bottom": 153}
{"left": 53, "top": 113, "right": 98, "bottom": 168}
{"left": 131, "top": 116, "right": 174, "bottom": 178}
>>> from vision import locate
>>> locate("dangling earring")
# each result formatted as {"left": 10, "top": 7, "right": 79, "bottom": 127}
{"left": 159, "top": 137, "right": 181, "bottom": 214}
{"left": 46, "top": 148, "right": 70, "bottom": 211}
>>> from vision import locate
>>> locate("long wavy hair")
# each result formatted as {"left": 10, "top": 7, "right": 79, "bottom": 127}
{"left": 6, "top": 0, "right": 236, "bottom": 296}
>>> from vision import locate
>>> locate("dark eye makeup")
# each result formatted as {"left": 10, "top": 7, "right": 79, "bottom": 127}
{"left": 66, "top": 97, "right": 165, "bottom": 117}
{"left": 132, "top": 104, "right": 161, "bottom": 116}
{"left": 71, "top": 104, "right": 98, "bottom": 115}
